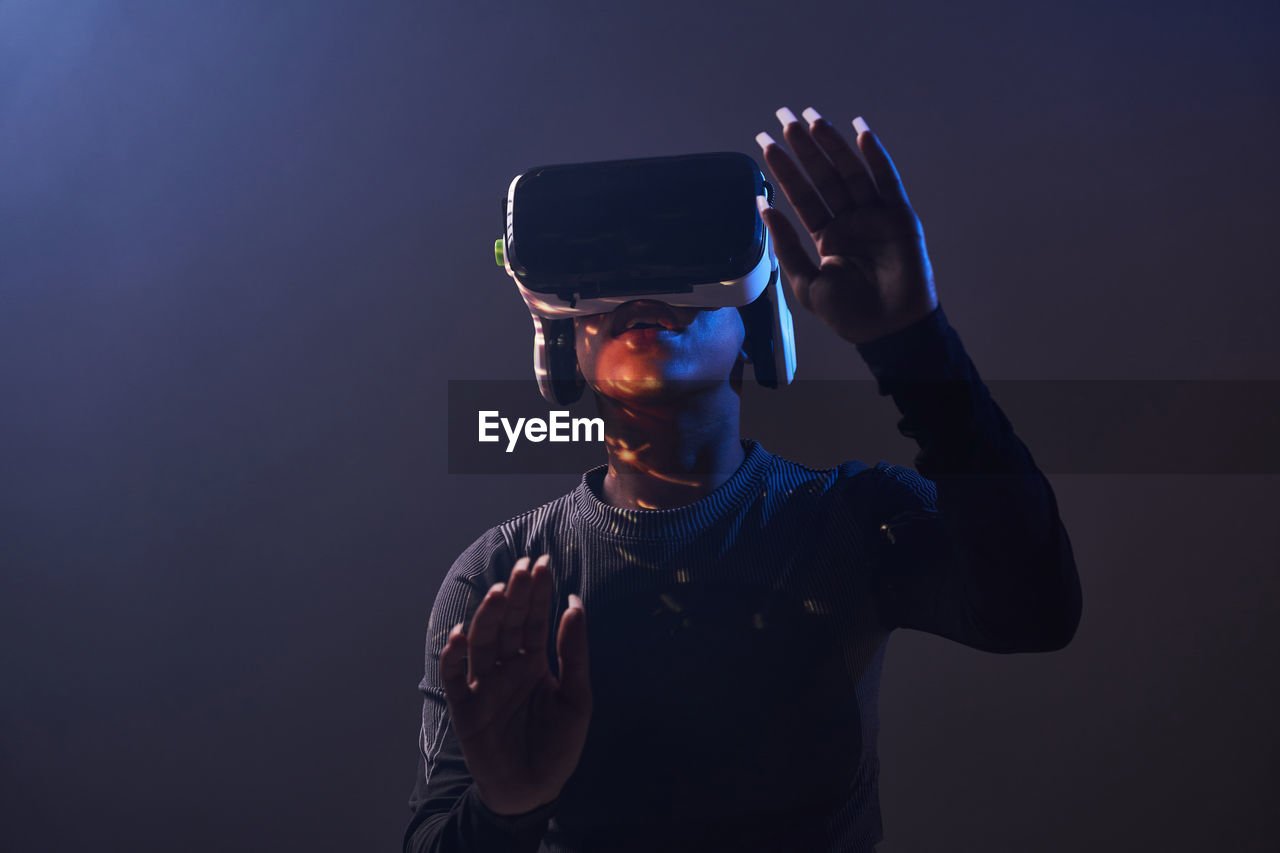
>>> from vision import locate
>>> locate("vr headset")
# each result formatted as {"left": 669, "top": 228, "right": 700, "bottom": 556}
{"left": 495, "top": 151, "right": 797, "bottom": 405}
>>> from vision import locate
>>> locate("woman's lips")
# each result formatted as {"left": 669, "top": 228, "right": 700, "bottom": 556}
{"left": 610, "top": 300, "right": 683, "bottom": 336}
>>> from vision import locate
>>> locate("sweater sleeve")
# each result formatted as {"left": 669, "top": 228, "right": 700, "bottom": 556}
{"left": 854, "top": 303, "right": 1082, "bottom": 653}
{"left": 403, "top": 528, "right": 558, "bottom": 853}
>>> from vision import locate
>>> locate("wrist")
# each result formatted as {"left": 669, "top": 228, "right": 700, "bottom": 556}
{"left": 473, "top": 784, "right": 558, "bottom": 819}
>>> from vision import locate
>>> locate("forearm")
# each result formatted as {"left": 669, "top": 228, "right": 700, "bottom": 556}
{"left": 405, "top": 783, "right": 555, "bottom": 853}
{"left": 858, "top": 303, "right": 1082, "bottom": 651}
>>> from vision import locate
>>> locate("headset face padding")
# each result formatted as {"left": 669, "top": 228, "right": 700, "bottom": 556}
{"left": 738, "top": 288, "right": 779, "bottom": 388}
{"left": 534, "top": 316, "right": 585, "bottom": 406}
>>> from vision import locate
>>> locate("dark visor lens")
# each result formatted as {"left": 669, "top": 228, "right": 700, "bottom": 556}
{"left": 512, "top": 154, "right": 761, "bottom": 284}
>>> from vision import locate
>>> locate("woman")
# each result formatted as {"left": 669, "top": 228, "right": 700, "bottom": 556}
{"left": 403, "top": 107, "right": 1082, "bottom": 852}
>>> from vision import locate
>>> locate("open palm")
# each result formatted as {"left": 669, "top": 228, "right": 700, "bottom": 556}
{"left": 439, "top": 554, "right": 592, "bottom": 816}
{"left": 756, "top": 108, "right": 939, "bottom": 346}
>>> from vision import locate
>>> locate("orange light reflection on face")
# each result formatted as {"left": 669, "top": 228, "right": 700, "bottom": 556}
{"left": 599, "top": 377, "right": 666, "bottom": 398}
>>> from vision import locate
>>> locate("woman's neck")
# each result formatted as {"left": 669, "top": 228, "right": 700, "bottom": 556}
{"left": 593, "top": 383, "right": 746, "bottom": 510}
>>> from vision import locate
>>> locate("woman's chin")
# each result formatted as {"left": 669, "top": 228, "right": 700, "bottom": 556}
{"left": 589, "top": 373, "right": 732, "bottom": 407}
{"left": 583, "top": 345, "right": 737, "bottom": 404}
{"left": 594, "top": 375, "right": 671, "bottom": 402}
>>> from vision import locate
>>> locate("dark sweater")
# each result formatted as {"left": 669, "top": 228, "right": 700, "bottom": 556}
{"left": 403, "top": 304, "right": 1082, "bottom": 852}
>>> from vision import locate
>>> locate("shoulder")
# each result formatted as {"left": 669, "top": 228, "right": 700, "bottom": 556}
{"left": 865, "top": 461, "right": 938, "bottom": 511}
{"left": 754, "top": 441, "right": 937, "bottom": 524}
{"left": 447, "top": 488, "right": 579, "bottom": 585}
{"left": 489, "top": 488, "right": 579, "bottom": 539}
{"left": 750, "top": 440, "right": 878, "bottom": 500}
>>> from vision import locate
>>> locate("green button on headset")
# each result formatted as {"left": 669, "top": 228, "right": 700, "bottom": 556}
{"left": 494, "top": 239, "right": 505, "bottom": 267}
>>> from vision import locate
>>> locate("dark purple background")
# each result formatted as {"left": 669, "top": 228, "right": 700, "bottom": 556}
{"left": 2, "top": 1, "right": 1277, "bottom": 850}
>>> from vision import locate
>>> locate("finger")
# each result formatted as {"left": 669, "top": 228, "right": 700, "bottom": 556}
{"left": 555, "top": 594, "right": 591, "bottom": 712}
{"left": 757, "top": 196, "right": 818, "bottom": 313}
{"left": 498, "top": 557, "right": 533, "bottom": 659}
{"left": 775, "top": 107, "right": 854, "bottom": 218}
{"left": 439, "top": 623, "right": 472, "bottom": 711}
{"left": 466, "top": 582, "right": 507, "bottom": 684}
{"left": 802, "top": 107, "right": 878, "bottom": 207}
{"left": 523, "top": 554, "right": 554, "bottom": 653}
{"left": 854, "top": 118, "right": 911, "bottom": 207}
{"left": 755, "top": 131, "right": 832, "bottom": 235}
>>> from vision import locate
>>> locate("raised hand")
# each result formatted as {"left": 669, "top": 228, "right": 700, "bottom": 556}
{"left": 755, "top": 107, "right": 939, "bottom": 346}
{"left": 439, "top": 554, "right": 592, "bottom": 815}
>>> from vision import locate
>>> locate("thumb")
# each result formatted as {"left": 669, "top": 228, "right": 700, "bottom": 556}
{"left": 757, "top": 196, "right": 817, "bottom": 313}
{"left": 555, "top": 595, "right": 591, "bottom": 712}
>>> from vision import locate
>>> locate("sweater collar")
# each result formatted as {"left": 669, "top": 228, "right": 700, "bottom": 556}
{"left": 572, "top": 438, "right": 771, "bottom": 541}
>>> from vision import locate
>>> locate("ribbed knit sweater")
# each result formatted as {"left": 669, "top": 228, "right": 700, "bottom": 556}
{"left": 403, "top": 304, "right": 1082, "bottom": 852}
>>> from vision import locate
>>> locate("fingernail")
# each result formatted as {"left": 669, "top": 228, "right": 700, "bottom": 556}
{"left": 852, "top": 116, "right": 870, "bottom": 136}
{"left": 568, "top": 593, "right": 583, "bottom": 610}
{"left": 754, "top": 131, "right": 776, "bottom": 152}
{"left": 490, "top": 582, "right": 505, "bottom": 595}
{"left": 775, "top": 106, "right": 798, "bottom": 127}
{"left": 801, "top": 107, "right": 823, "bottom": 125}
{"left": 755, "top": 194, "right": 769, "bottom": 214}
{"left": 450, "top": 622, "right": 463, "bottom": 638}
